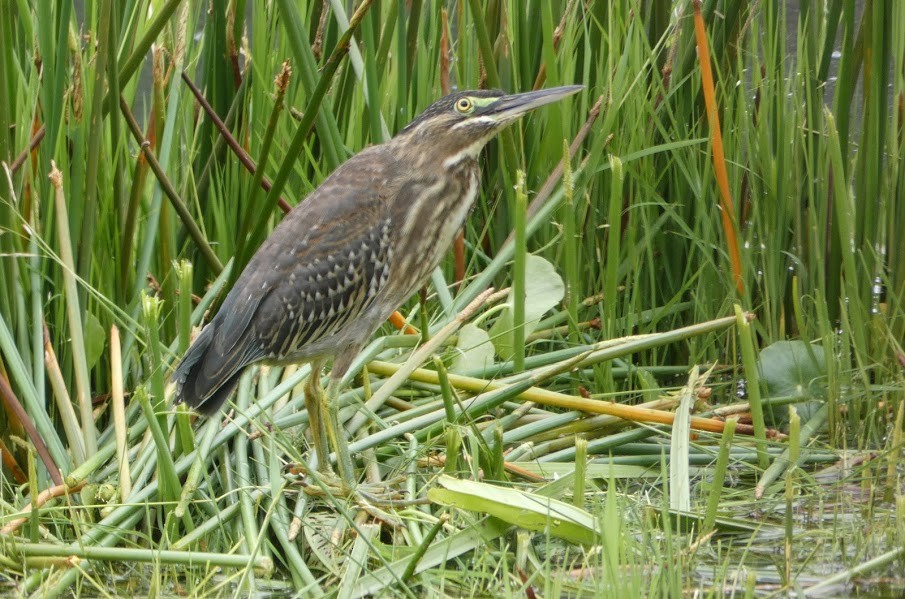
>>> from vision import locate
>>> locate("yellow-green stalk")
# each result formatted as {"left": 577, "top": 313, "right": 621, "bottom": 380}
{"left": 513, "top": 170, "right": 528, "bottom": 372}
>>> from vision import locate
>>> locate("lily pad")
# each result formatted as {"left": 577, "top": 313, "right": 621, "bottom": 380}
{"left": 488, "top": 255, "right": 564, "bottom": 360}
{"left": 427, "top": 475, "right": 598, "bottom": 545}
{"left": 757, "top": 340, "right": 827, "bottom": 422}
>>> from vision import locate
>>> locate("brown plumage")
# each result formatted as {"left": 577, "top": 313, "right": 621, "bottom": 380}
{"left": 172, "top": 85, "right": 582, "bottom": 484}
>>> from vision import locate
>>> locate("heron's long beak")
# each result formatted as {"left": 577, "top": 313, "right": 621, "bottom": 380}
{"left": 487, "top": 85, "right": 583, "bottom": 121}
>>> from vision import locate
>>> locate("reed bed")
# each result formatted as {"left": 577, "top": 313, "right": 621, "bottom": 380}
{"left": 0, "top": 1, "right": 903, "bottom": 596}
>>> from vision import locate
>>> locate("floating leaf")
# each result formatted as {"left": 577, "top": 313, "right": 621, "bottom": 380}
{"left": 427, "top": 475, "right": 597, "bottom": 545}
{"left": 489, "top": 255, "right": 564, "bottom": 360}
{"left": 450, "top": 323, "right": 495, "bottom": 374}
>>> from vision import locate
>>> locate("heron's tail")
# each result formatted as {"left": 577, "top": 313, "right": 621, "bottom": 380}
{"left": 172, "top": 319, "right": 245, "bottom": 416}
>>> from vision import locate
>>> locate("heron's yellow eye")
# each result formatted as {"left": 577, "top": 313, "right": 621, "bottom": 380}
{"left": 455, "top": 98, "right": 474, "bottom": 113}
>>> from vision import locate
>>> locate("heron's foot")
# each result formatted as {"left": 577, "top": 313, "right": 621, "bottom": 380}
{"left": 298, "top": 472, "right": 408, "bottom": 502}
{"left": 292, "top": 473, "right": 418, "bottom": 527}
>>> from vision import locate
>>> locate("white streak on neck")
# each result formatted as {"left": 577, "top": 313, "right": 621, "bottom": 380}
{"left": 443, "top": 136, "right": 491, "bottom": 169}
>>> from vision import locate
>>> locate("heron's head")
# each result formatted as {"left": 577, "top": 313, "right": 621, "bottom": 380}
{"left": 397, "top": 85, "right": 583, "bottom": 165}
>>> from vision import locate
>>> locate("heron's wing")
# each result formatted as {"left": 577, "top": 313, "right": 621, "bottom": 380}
{"left": 174, "top": 149, "right": 400, "bottom": 413}
{"left": 184, "top": 156, "right": 395, "bottom": 408}
{"left": 241, "top": 199, "right": 394, "bottom": 361}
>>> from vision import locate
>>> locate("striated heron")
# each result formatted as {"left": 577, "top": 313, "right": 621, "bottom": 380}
{"left": 173, "top": 85, "right": 582, "bottom": 490}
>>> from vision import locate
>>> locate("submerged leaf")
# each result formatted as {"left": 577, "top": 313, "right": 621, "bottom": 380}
{"left": 489, "top": 255, "right": 564, "bottom": 360}
{"left": 427, "top": 475, "right": 597, "bottom": 545}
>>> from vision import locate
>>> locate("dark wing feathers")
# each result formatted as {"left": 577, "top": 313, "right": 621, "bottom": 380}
{"left": 172, "top": 149, "right": 396, "bottom": 414}
{"left": 255, "top": 216, "right": 393, "bottom": 359}
{"left": 171, "top": 305, "right": 268, "bottom": 414}
{"left": 216, "top": 281, "right": 272, "bottom": 355}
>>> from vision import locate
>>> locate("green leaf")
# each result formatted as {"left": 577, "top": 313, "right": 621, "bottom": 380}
{"left": 450, "top": 323, "right": 495, "bottom": 374}
{"left": 758, "top": 340, "right": 827, "bottom": 399}
{"left": 489, "top": 255, "right": 564, "bottom": 360}
{"left": 83, "top": 313, "right": 107, "bottom": 371}
{"left": 660, "top": 509, "right": 783, "bottom": 535}
{"left": 427, "top": 475, "right": 598, "bottom": 545}
{"left": 757, "top": 340, "right": 827, "bottom": 422}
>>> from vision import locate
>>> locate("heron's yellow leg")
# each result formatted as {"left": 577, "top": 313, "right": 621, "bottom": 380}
{"left": 322, "top": 376, "right": 357, "bottom": 487}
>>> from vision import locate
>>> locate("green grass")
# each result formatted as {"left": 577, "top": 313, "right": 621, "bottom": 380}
{"left": 1, "top": 0, "right": 904, "bottom": 597}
